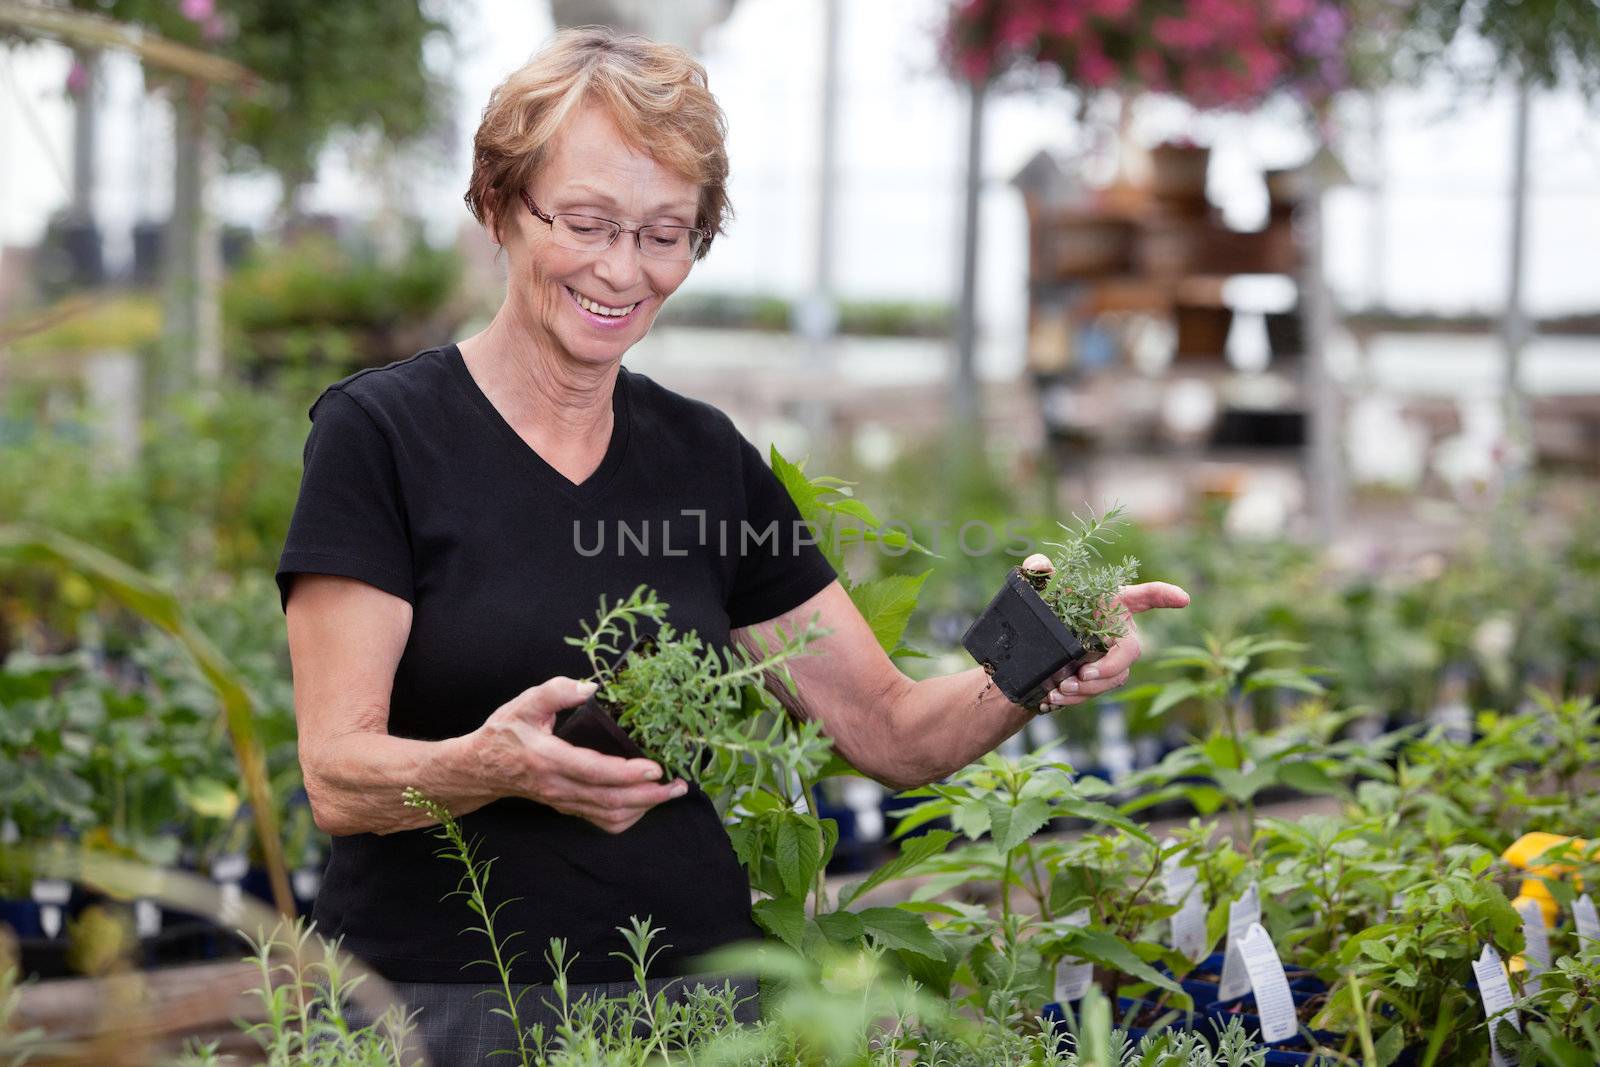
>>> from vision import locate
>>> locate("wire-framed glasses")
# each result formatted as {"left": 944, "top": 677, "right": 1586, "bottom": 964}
{"left": 521, "top": 191, "right": 708, "bottom": 262}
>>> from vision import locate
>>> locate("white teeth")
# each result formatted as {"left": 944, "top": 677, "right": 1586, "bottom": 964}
{"left": 571, "top": 288, "right": 637, "bottom": 317}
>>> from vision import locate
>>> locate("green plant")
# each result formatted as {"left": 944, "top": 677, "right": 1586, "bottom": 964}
{"left": 1312, "top": 851, "right": 1525, "bottom": 1066}
{"left": 1031, "top": 506, "right": 1140, "bottom": 656}
{"left": 886, "top": 753, "right": 1183, "bottom": 1019}
{"left": 173, "top": 918, "right": 419, "bottom": 1067}
{"left": 567, "top": 584, "right": 830, "bottom": 800}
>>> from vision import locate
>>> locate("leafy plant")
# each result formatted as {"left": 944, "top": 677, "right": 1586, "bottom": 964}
{"left": 566, "top": 584, "right": 830, "bottom": 800}
{"left": 173, "top": 918, "right": 420, "bottom": 1067}
{"left": 1031, "top": 505, "right": 1140, "bottom": 656}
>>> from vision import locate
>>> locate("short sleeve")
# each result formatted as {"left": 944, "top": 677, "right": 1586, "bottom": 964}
{"left": 725, "top": 434, "right": 838, "bottom": 629}
{"left": 275, "top": 388, "right": 415, "bottom": 613}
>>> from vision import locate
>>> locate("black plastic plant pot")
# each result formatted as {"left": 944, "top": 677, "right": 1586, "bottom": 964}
{"left": 554, "top": 695, "right": 650, "bottom": 762}
{"left": 553, "top": 630, "right": 656, "bottom": 765}
{"left": 962, "top": 568, "right": 1093, "bottom": 707}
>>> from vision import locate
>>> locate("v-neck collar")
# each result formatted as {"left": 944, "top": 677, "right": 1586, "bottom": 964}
{"left": 445, "top": 343, "right": 631, "bottom": 504}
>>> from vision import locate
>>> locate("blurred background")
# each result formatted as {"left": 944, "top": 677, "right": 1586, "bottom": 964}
{"left": 1, "top": 0, "right": 1599, "bottom": 1050}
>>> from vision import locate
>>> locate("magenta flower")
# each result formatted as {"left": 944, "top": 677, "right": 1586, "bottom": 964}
{"left": 180, "top": 0, "right": 215, "bottom": 22}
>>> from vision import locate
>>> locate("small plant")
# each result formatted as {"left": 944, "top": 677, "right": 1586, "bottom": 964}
{"left": 565, "top": 585, "right": 829, "bottom": 798}
{"left": 1031, "top": 505, "right": 1141, "bottom": 656}
{"left": 173, "top": 917, "right": 420, "bottom": 1067}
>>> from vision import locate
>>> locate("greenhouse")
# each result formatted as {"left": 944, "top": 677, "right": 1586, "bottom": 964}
{"left": 2, "top": 1, "right": 1600, "bottom": 1065}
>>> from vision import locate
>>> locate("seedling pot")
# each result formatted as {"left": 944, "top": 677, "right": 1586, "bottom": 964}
{"left": 554, "top": 694, "right": 651, "bottom": 762}
{"left": 962, "top": 568, "right": 1093, "bottom": 707}
{"left": 553, "top": 631, "right": 656, "bottom": 764}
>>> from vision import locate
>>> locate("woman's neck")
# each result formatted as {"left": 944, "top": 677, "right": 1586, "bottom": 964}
{"left": 458, "top": 309, "right": 617, "bottom": 454}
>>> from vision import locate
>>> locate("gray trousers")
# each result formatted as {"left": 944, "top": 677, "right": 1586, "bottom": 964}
{"left": 380, "top": 973, "right": 760, "bottom": 1065}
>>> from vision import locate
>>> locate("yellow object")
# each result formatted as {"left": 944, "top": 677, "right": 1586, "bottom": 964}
{"left": 1502, "top": 832, "right": 1589, "bottom": 927}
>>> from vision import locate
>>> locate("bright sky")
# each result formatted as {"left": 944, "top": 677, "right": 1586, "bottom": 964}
{"left": 3, "top": 0, "right": 1599, "bottom": 338}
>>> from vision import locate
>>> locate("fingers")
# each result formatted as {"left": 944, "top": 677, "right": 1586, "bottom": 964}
{"left": 1115, "top": 581, "right": 1192, "bottom": 614}
{"left": 546, "top": 739, "right": 665, "bottom": 787}
{"left": 1039, "top": 669, "right": 1130, "bottom": 708}
{"left": 561, "top": 778, "right": 689, "bottom": 831}
{"left": 1082, "top": 629, "right": 1141, "bottom": 681}
{"left": 1021, "top": 553, "right": 1053, "bottom": 574}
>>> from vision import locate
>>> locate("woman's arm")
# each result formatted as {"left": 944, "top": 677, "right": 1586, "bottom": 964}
{"left": 288, "top": 574, "right": 685, "bottom": 835}
{"left": 730, "top": 566, "right": 1189, "bottom": 791}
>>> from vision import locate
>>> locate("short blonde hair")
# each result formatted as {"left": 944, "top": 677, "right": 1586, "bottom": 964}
{"left": 464, "top": 26, "right": 730, "bottom": 259}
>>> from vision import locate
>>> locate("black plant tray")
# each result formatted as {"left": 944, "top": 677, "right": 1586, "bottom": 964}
{"left": 961, "top": 568, "right": 1092, "bottom": 708}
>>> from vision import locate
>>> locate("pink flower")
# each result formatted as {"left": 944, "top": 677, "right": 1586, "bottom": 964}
{"left": 1044, "top": 5, "right": 1084, "bottom": 38}
{"left": 202, "top": 13, "right": 226, "bottom": 41}
{"left": 65, "top": 59, "right": 89, "bottom": 96}
{"left": 998, "top": 8, "right": 1045, "bottom": 47}
{"left": 180, "top": 0, "right": 215, "bottom": 22}
{"left": 1087, "top": 0, "right": 1137, "bottom": 19}
{"left": 957, "top": 47, "right": 993, "bottom": 82}
{"left": 1077, "top": 42, "right": 1118, "bottom": 88}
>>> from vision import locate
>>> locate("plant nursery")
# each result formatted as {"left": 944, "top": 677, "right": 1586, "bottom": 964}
{"left": 3, "top": 1, "right": 1600, "bottom": 1066}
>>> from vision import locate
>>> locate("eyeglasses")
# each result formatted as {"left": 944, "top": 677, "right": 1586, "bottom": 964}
{"left": 521, "top": 192, "right": 709, "bottom": 262}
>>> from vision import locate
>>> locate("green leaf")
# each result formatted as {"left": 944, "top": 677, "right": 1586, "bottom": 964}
{"left": 1057, "top": 928, "right": 1182, "bottom": 996}
{"left": 753, "top": 896, "right": 805, "bottom": 952}
{"left": 815, "top": 909, "right": 864, "bottom": 942}
{"left": 1054, "top": 797, "right": 1155, "bottom": 844}
{"left": 987, "top": 797, "right": 1053, "bottom": 854}
{"left": 177, "top": 778, "right": 239, "bottom": 821}
{"left": 856, "top": 906, "right": 945, "bottom": 959}
{"left": 849, "top": 573, "right": 930, "bottom": 653}
{"left": 839, "top": 829, "right": 956, "bottom": 906}
{"left": 1277, "top": 761, "right": 1346, "bottom": 796}
{"left": 1148, "top": 680, "right": 1201, "bottom": 718}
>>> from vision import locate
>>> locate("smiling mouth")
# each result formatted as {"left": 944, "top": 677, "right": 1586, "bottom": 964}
{"left": 565, "top": 286, "right": 640, "bottom": 318}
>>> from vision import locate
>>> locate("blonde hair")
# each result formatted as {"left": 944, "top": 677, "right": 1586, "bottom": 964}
{"left": 464, "top": 25, "right": 730, "bottom": 259}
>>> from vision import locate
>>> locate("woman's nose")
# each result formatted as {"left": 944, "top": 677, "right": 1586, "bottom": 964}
{"left": 592, "top": 232, "right": 645, "bottom": 292}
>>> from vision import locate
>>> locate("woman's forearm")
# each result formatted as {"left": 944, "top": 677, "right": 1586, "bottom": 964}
{"left": 855, "top": 669, "right": 1034, "bottom": 789}
{"left": 300, "top": 730, "right": 498, "bottom": 836}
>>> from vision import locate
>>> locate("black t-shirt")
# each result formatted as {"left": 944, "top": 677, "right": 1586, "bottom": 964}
{"left": 275, "top": 343, "right": 837, "bottom": 984}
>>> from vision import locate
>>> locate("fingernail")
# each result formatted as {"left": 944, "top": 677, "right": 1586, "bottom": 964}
{"left": 670, "top": 782, "right": 687, "bottom": 798}
{"left": 641, "top": 764, "right": 662, "bottom": 781}
{"left": 578, "top": 680, "right": 599, "bottom": 695}
{"left": 1038, "top": 703, "right": 1051, "bottom": 713}
{"left": 1062, "top": 678, "right": 1079, "bottom": 693}
{"left": 1080, "top": 667, "right": 1099, "bottom": 680}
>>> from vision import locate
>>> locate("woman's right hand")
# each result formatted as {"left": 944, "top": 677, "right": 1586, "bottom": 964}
{"left": 470, "top": 676, "right": 688, "bottom": 834}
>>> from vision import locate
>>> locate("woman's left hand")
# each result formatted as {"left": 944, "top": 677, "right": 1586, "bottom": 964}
{"left": 1022, "top": 553, "right": 1191, "bottom": 712}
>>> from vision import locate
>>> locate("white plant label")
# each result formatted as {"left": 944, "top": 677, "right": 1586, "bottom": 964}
{"left": 1575, "top": 894, "right": 1600, "bottom": 943}
{"left": 1218, "top": 881, "right": 1261, "bottom": 1002}
{"left": 135, "top": 898, "right": 162, "bottom": 938}
{"left": 1054, "top": 909, "right": 1095, "bottom": 1003}
{"left": 32, "top": 878, "right": 70, "bottom": 940}
{"left": 1515, "top": 898, "right": 1551, "bottom": 991}
{"left": 1473, "top": 944, "right": 1520, "bottom": 1067}
{"left": 1239, "top": 923, "right": 1298, "bottom": 1044}
{"left": 213, "top": 852, "right": 249, "bottom": 926}
{"left": 1161, "top": 840, "right": 1208, "bottom": 962}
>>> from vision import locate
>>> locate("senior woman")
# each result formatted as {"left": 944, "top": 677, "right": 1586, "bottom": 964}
{"left": 277, "top": 24, "right": 1187, "bottom": 1061}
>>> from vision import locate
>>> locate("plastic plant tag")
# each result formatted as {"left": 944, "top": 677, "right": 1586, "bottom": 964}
{"left": 1098, "top": 702, "right": 1134, "bottom": 783}
{"left": 1576, "top": 894, "right": 1600, "bottom": 943}
{"left": 1218, "top": 881, "right": 1261, "bottom": 1001}
{"left": 1515, "top": 898, "right": 1551, "bottom": 991}
{"left": 1472, "top": 944, "right": 1520, "bottom": 1067}
{"left": 292, "top": 867, "right": 323, "bottom": 902}
{"left": 1054, "top": 909, "right": 1095, "bottom": 1002}
{"left": 213, "top": 852, "right": 248, "bottom": 926}
{"left": 1161, "top": 838, "right": 1207, "bottom": 962}
{"left": 1238, "top": 923, "right": 1297, "bottom": 1044}
{"left": 32, "top": 878, "right": 71, "bottom": 940}
{"left": 135, "top": 898, "right": 162, "bottom": 938}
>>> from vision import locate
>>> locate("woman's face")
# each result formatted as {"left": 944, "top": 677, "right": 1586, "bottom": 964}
{"left": 499, "top": 103, "right": 701, "bottom": 370}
